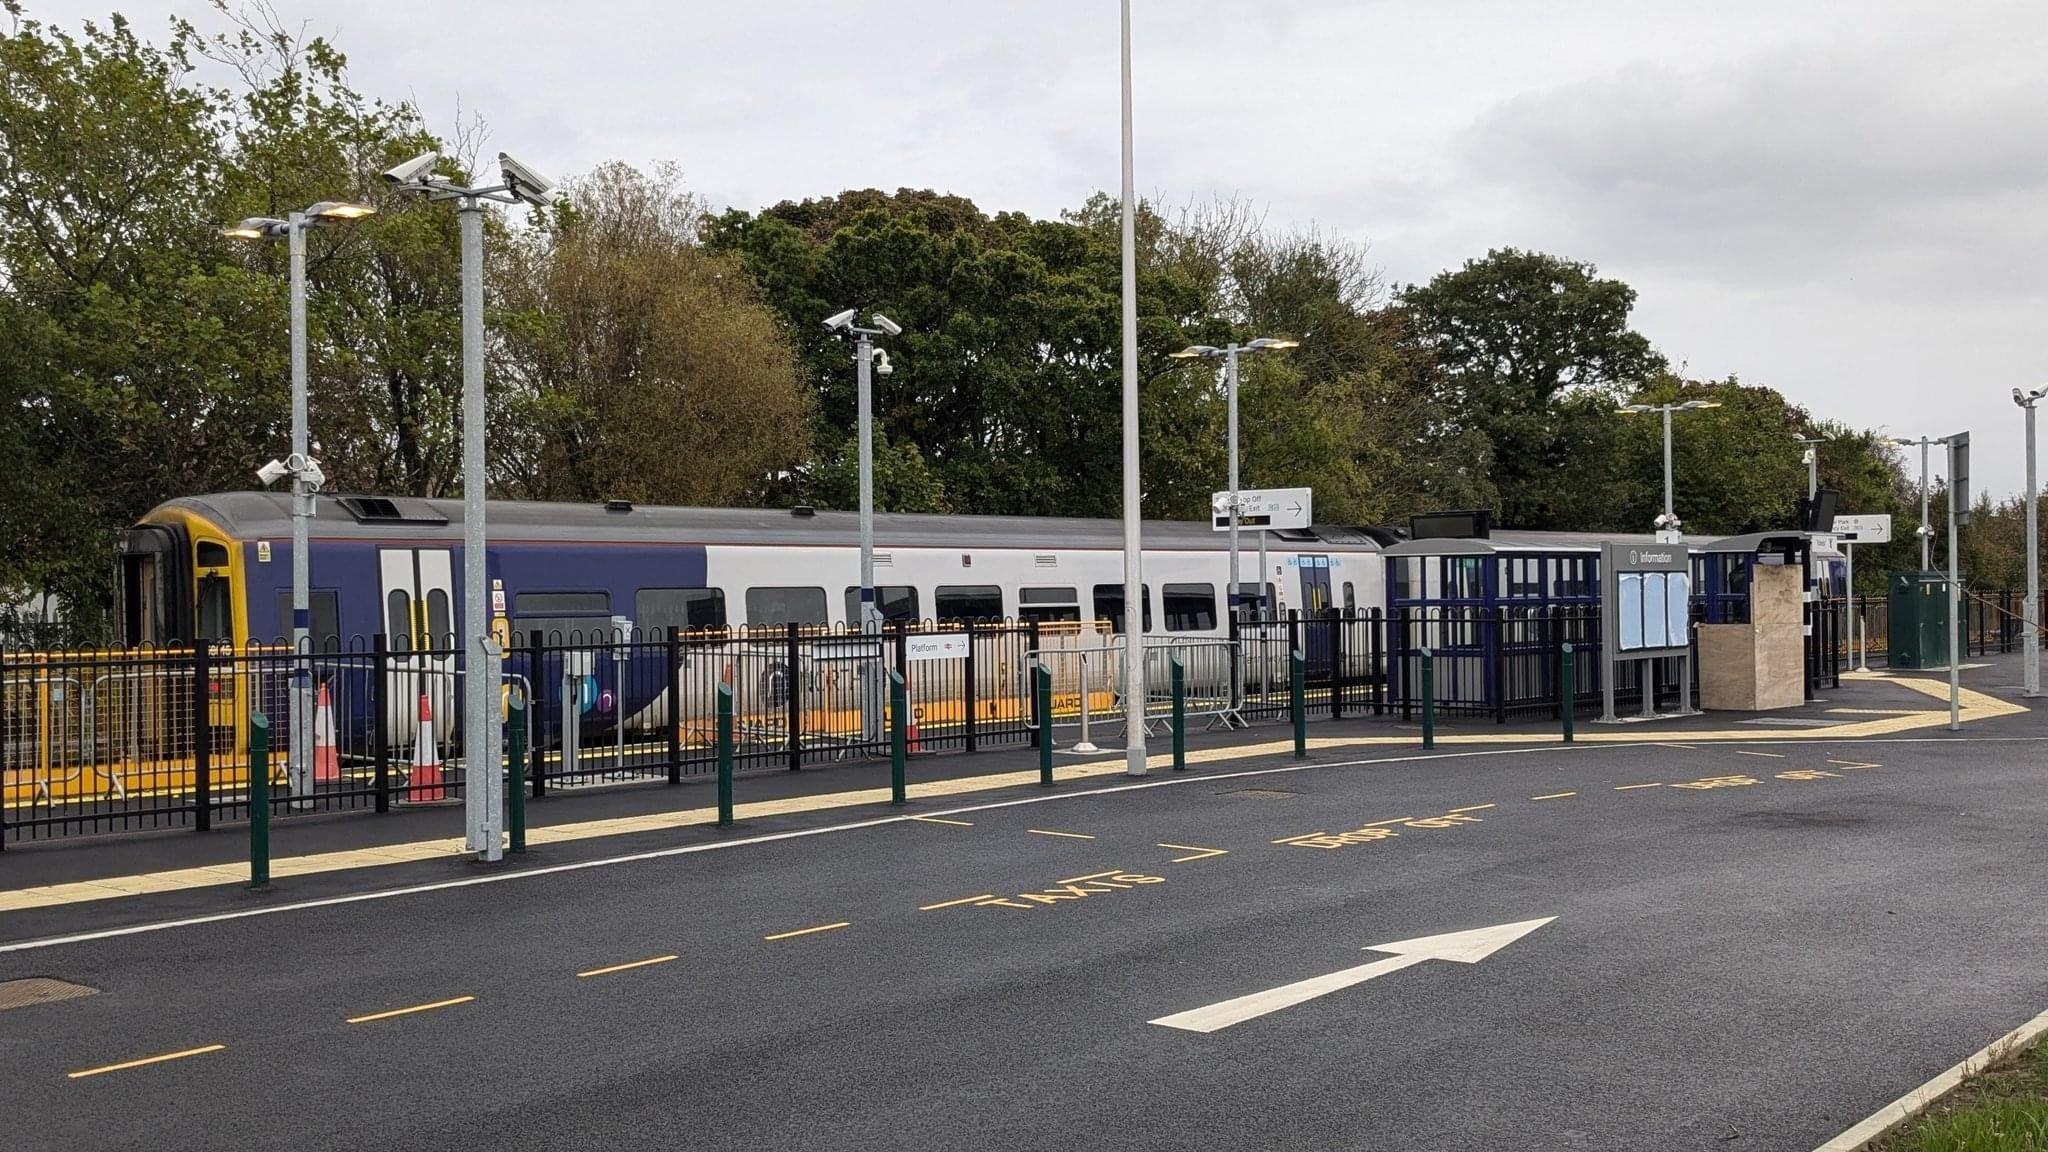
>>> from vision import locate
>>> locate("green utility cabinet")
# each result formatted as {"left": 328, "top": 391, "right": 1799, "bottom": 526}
{"left": 1888, "top": 571, "right": 1951, "bottom": 669}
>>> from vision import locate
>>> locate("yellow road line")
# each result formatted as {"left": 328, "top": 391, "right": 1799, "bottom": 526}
{"left": 68, "top": 1043, "right": 225, "bottom": 1080}
{"left": 1531, "top": 791, "right": 1577, "bottom": 801}
{"left": 1734, "top": 750, "right": 1787, "bottom": 759}
{"left": 1615, "top": 783, "right": 1664, "bottom": 791}
{"left": 346, "top": 995, "right": 474, "bottom": 1024}
{"left": 1361, "top": 816, "right": 1414, "bottom": 827}
{"left": 1028, "top": 829, "right": 1096, "bottom": 840}
{"left": 919, "top": 894, "right": 995, "bottom": 911}
{"left": 763, "top": 921, "right": 849, "bottom": 942}
{"left": 1058, "top": 869, "right": 1124, "bottom": 884}
{"left": 576, "top": 955, "right": 678, "bottom": 978}
{"left": 1448, "top": 803, "right": 1496, "bottom": 813}
{"left": 910, "top": 815, "right": 975, "bottom": 827}
{"left": 1158, "top": 843, "right": 1229, "bottom": 863}
{"left": 1655, "top": 743, "right": 1698, "bottom": 751}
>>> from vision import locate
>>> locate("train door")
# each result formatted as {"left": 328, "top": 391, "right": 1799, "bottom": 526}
{"left": 379, "top": 549, "right": 456, "bottom": 744}
{"left": 1298, "top": 554, "right": 1334, "bottom": 675}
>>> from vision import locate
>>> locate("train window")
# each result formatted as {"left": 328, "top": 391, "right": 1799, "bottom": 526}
{"left": 935, "top": 585, "right": 1004, "bottom": 622}
{"left": 1018, "top": 586, "right": 1080, "bottom": 625}
{"left": 1162, "top": 584, "right": 1216, "bottom": 632}
{"left": 1230, "top": 582, "right": 1277, "bottom": 614}
{"left": 426, "top": 588, "right": 452, "bottom": 647}
{"left": 387, "top": 588, "right": 411, "bottom": 651}
{"left": 196, "top": 541, "right": 230, "bottom": 569}
{"left": 746, "top": 586, "right": 828, "bottom": 628}
{"left": 513, "top": 618, "right": 613, "bottom": 646}
{"left": 1343, "top": 582, "right": 1356, "bottom": 611}
{"left": 1091, "top": 584, "right": 1152, "bottom": 634}
{"left": 636, "top": 588, "right": 728, "bottom": 633}
{"left": 273, "top": 591, "right": 342, "bottom": 650}
{"left": 841, "top": 586, "right": 919, "bottom": 624}
{"left": 197, "top": 575, "right": 233, "bottom": 643}
{"left": 515, "top": 591, "right": 608, "bottom": 615}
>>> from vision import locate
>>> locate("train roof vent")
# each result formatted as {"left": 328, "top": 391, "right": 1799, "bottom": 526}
{"left": 1034, "top": 553, "right": 1058, "bottom": 567}
{"left": 334, "top": 496, "right": 449, "bottom": 526}
{"left": 875, "top": 552, "right": 893, "bottom": 567}
{"left": 1270, "top": 528, "right": 1319, "bottom": 542}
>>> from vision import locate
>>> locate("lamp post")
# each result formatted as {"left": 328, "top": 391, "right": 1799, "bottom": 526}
{"left": 1116, "top": 0, "right": 1145, "bottom": 777}
{"left": 1616, "top": 399, "right": 1720, "bottom": 541}
{"left": 228, "top": 200, "right": 374, "bottom": 809}
{"left": 2015, "top": 386, "right": 2045, "bottom": 697}
{"left": 1171, "top": 338, "right": 1299, "bottom": 618}
{"left": 388, "top": 149, "right": 558, "bottom": 862}
{"left": 1896, "top": 436, "right": 1939, "bottom": 569}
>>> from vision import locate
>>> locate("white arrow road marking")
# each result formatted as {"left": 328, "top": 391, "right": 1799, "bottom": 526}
{"left": 1148, "top": 917, "right": 1555, "bottom": 1034}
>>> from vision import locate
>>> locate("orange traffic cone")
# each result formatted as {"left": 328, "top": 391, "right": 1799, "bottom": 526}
{"left": 312, "top": 680, "right": 340, "bottom": 784}
{"left": 407, "top": 693, "right": 444, "bottom": 802}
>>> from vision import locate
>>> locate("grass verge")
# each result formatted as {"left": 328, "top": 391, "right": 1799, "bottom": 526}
{"left": 1874, "top": 1036, "right": 2048, "bottom": 1151}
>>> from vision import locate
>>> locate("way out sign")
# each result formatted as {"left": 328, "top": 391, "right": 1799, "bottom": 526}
{"left": 1212, "top": 487, "right": 1312, "bottom": 531}
{"left": 1833, "top": 514, "right": 1892, "bottom": 544}
{"left": 905, "top": 633, "right": 970, "bottom": 662}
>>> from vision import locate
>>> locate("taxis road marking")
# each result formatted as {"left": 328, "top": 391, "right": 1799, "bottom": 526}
{"left": 68, "top": 1043, "right": 225, "bottom": 1079}
{"left": 1531, "top": 791, "right": 1577, "bottom": 801}
{"left": 1615, "top": 783, "right": 1664, "bottom": 791}
{"left": 577, "top": 954, "right": 678, "bottom": 978}
{"left": 911, "top": 815, "right": 975, "bottom": 827}
{"left": 1158, "top": 843, "right": 1229, "bottom": 863}
{"left": 346, "top": 995, "right": 474, "bottom": 1024}
{"left": 1029, "top": 829, "right": 1096, "bottom": 840}
{"left": 763, "top": 921, "right": 849, "bottom": 942}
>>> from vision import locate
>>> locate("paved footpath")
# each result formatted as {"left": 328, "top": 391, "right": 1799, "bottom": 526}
{"left": 2, "top": 661, "right": 2043, "bottom": 1150}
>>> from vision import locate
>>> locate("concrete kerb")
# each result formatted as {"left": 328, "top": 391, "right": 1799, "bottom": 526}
{"left": 1812, "top": 1005, "right": 2048, "bottom": 1151}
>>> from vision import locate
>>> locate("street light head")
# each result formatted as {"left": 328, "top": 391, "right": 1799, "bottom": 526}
{"left": 307, "top": 200, "right": 376, "bottom": 222}
{"left": 224, "top": 217, "right": 286, "bottom": 240}
{"left": 1680, "top": 400, "right": 1721, "bottom": 411}
{"left": 1169, "top": 345, "right": 1221, "bottom": 360}
{"left": 1615, "top": 404, "right": 1649, "bottom": 415}
{"left": 382, "top": 150, "right": 441, "bottom": 186}
{"left": 256, "top": 459, "right": 290, "bottom": 487}
{"left": 498, "top": 152, "right": 560, "bottom": 207}
{"left": 823, "top": 309, "right": 858, "bottom": 332}
{"left": 1246, "top": 337, "right": 1300, "bottom": 351}
{"left": 870, "top": 313, "right": 902, "bottom": 337}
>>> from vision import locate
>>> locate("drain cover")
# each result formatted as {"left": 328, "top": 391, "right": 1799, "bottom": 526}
{"left": 0, "top": 977, "right": 98, "bottom": 1011}
{"left": 1224, "top": 788, "right": 1299, "bottom": 799}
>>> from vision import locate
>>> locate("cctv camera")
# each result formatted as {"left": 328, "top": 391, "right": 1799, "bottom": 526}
{"left": 498, "top": 152, "right": 559, "bottom": 207}
{"left": 257, "top": 459, "right": 289, "bottom": 487}
{"left": 874, "top": 349, "right": 894, "bottom": 376}
{"left": 823, "top": 309, "right": 858, "bottom": 332}
{"left": 382, "top": 150, "right": 441, "bottom": 185}
{"left": 871, "top": 313, "right": 902, "bottom": 337}
{"left": 2018, "top": 388, "right": 2028, "bottom": 405}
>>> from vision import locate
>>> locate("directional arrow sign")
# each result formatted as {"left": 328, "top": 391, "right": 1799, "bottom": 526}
{"left": 1147, "top": 917, "right": 1555, "bottom": 1033}
{"left": 1211, "top": 487, "right": 1312, "bottom": 532}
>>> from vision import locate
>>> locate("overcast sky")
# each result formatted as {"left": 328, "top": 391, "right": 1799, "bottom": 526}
{"left": 33, "top": 0, "right": 2048, "bottom": 499}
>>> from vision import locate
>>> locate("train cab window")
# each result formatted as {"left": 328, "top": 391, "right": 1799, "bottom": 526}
{"left": 1018, "top": 586, "right": 1080, "bottom": 625}
{"left": 196, "top": 541, "right": 230, "bottom": 569}
{"left": 934, "top": 585, "right": 1003, "bottom": 622}
{"left": 1162, "top": 584, "right": 1216, "bottom": 632}
{"left": 636, "top": 588, "right": 729, "bottom": 633}
{"left": 513, "top": 590, "right": 610, "bottom": 647}
{"left": 197, "top": 575, "right": 233, "bottom": 643}
{"left": 1091, "top": 584, "right": 1152, "bottom": 634}
{"left": 273, "top": 591, "right": 342, "bottom": 650}
{"left": 746, "top": 586, "right": 828, "bottom": 628}
{"left": 841, "top": 586, "right": 919, "bottom": 624}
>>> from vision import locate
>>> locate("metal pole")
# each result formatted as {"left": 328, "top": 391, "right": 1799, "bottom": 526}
{"left": 2025, "top": 401, "right": 2041, "bottom": 697}
{"left": 1948, "top": 439, "right": 1961, "bottom": 731}
{"left": 1661, "top": 404, "right": 1674, "bottom": 530}
{"left": 248, "top": 712, "right": 270, "bottom": 888}
{"left": 858, "top": 331, "right": 878, "bottom": 635}
{"left": 1074, "top": 649, "right": 1096, "bottom": 753}
{"left": 1226, "top": 344, "right": 1241, "bottom": 622}
{"left": 1920, "top": 439, "right": 1932, "bottom": 570}
{"left": 287, "top": 212, "right": 313, "bottom": 810}
{"left": 1118, "top": 0, "right": 1146, "bottom": 778}
{"left": 459, "top": 198, "right": 502, "bottom": 861}
{"left": 1257, "top": 528, "right": 1269, "bottom": 700}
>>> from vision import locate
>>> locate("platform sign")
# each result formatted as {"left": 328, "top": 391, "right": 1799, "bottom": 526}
{"left": 1833, "top": 514, "right": 1892, "bottom": 544}
{"left": 905, "top": 633, "right": 970, "bottom": 662}
{"left": 1599, "top": 542, "right": 1697, "bottom": 724}
{"left": 1213, "top": 487, "right": 1312, "bottom": 531}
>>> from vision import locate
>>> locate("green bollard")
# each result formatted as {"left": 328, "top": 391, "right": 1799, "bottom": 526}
{"left": 248, "top": 712, "right": 270, "bottom": 888}
{"left": 1421, "top": 648, "right": 1436, "bottom": 750}
{"left": 1171, "top": 655, "right": 1186, "bottom": 771}
{"left": 1291, "top": 648, "right": 1307, "bottom": 759}
{"left": 1037, "top": 664, "right": 1054, "bottom": 787}
{"left": 1560, "top": 643, "right": 1575, "bottom": 745}
{"left": 889, "top": 670, "right": 908, "bottom": 805}
{"left": 507, "top": 694, "right": 527, "bottom": 852}
{"left": 716, "top": 682, "right": 735, "bottom": 827}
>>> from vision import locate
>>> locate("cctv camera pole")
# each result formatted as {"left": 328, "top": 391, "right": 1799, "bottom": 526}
{"left": 1660, "top": 404, "right": 1675, "bottom": 535}
{"left": 458, "top": 195, "right": 502, "bottom": 861}
{"left": 2026, "top": 396, "right": 2041, "bottom": 697}
{"left": 857, "top": 329, "right": 879, "bottom": 637}
{"left": 1919, "top": 438, "right": 1932, "bottom": 569}
{"left": 286, "top": 211, "right": 314, "bottom": 809}
{"left": 1947, "top": 435, "right": 1961, "bottom": 730}
{"left": 1117, "top": 0, "right": 1146, "bottom": 777}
